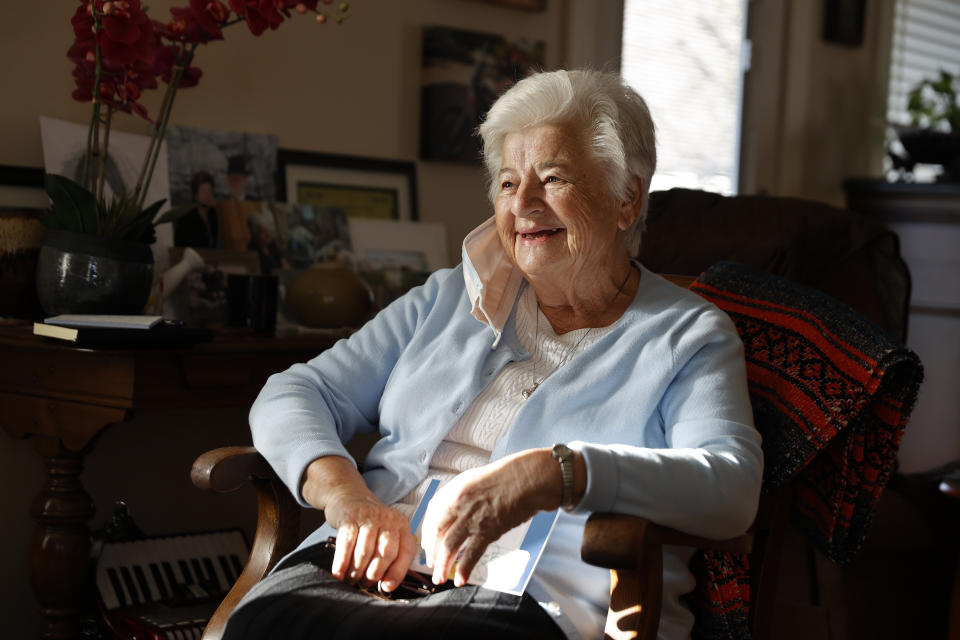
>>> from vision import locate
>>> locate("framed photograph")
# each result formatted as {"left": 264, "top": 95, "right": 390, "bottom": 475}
{"left": 165, "top": 124, "right": 278, "bottom": 205}
{"left": 823, "top": 0, "right": 866, "bottom": 46}
{"left": 277, "top": 149, "right": 419, "bottom": 221}
{"left": 165, "top": 248, "right": 261, "bottom": 327}
{"left": 347, "top": 218, "right": 449, "bottom": 309}
{"left": 273, "top": 202, "right": 351, "bottom": 269}
{"left": 0, "top": 164, "right": 47, "bottom": 209}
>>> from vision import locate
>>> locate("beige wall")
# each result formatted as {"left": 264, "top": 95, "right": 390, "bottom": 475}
{"left": 741, "top": 0, "right": 893, "bottom": 205}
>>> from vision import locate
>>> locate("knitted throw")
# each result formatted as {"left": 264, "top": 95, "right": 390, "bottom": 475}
{"left": 684, "top": 261, "right": 923, "bottom": 639}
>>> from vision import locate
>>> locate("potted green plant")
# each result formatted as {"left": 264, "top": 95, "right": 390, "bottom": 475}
{"left": 36, "top": 0, "right": 351, "bottom": 316}
{"left": 892, "top": 69, "right": 960, "bottom": 181}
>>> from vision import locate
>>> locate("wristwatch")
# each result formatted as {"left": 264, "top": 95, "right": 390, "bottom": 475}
{"left": 551, "top": 443, "right": 577, "bottom": 511}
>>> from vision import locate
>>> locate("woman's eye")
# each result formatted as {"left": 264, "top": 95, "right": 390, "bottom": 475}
{"left": 501, "top": 180, "right": 515, "bottom": 190}
{"left": 545, "top": 175, "right": 562, "bottom": 184}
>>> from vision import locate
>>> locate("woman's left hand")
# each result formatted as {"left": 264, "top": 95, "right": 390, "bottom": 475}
{"left": 419, "top": 448, "right": 560, "bottom": 587}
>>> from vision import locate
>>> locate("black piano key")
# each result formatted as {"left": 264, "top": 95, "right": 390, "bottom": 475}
{"left": 162, "top": 561, "right": 184, "bottom": 598}
{"left": 189, "top": 558, "right": 206, "bottom": 588}
{"left": 119, "top": 566, "right": 142, "bottom": 605}
{"left": 202, "top": 557, "right": 222, "bottom": 592}
{"left": 106, "top": 567, "right": 128, "bottom": 607}
{"left": 218, "top": 555, "right": 235, "bottom": 585}
{"left": 229, "top": 554, "right": 244, "bottom": 577}
{"left": 178, "top": 559, "right": 195, "bottom": 584}
{"left": 133, "top": 564, "right": 154, "bottom": 602}
{"left": 149, "top": 562, "right": 170, "bottom": 600}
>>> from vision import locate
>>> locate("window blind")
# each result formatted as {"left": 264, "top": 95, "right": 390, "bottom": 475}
{"left": 887, "top": 0, "right": 960, "bottom": 126}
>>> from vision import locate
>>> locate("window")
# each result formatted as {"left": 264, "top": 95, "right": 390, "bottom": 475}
{"left": 886, "top": 0, "right": 960, "bottom": 128}
{"left": 621, "top": 0, "right": 749, "bottom": 194}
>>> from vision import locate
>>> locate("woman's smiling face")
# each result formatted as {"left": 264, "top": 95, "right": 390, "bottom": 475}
{"left": 494, "top": 124, "right": 635, "bottom": 288}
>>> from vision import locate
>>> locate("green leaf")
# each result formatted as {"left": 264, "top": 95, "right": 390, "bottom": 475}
{"left": 112, "top": 199, "right": 159, "bottom": 242}
{"left": 43, "top": 173, "right": 99, "bottom": 234}
{"left": 138, "top": 198, "right": 167, "bottom": 223}
{"left": 154, "top": 201, "right": 198, "bottom": 225}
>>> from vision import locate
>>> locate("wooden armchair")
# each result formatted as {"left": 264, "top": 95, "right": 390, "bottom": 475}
{"left": 191, "top": 446, "right": 788, "bottom": 640}
{"left": 191, "top": 263, "right": 922, "bottom": 640}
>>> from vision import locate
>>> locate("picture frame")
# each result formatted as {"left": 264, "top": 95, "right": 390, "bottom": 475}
{"left": 0, "top": 164, "right": 47, "bottom": 209}
{"left": 347, "top": 218, "right": 449, "bottom": 273}
{"left": 347, "top": 218, "right": 449, "bottom": 310}
{"left": 276, "top": 149, "right": 419, "bottom": 221}
{"left": 165, "top": 124, "right": 278, "bottom": 205}
{"left": 0, "top": 173, "right": 47, "bottom": 318}
{"left": 822, "top": 0, "right": 866, "bottom": 47}
{"left": 420, "top": 26, "right": 546, "bottom": 162}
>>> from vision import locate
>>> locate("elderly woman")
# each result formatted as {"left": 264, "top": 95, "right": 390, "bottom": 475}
{"left": 223, "top": 69, "right": 762, "bottom": 640}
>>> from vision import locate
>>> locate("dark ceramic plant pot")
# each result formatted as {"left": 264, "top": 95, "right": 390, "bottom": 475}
{"left": 896, "top": 127, "right": 960, "bottom": 180}
{"left": 35, "top": 229, "right": 154, "bottom": 316}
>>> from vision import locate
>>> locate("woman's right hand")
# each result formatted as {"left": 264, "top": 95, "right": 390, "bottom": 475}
{"left": 302, "top": 456, "right": 417, "bottom": 593}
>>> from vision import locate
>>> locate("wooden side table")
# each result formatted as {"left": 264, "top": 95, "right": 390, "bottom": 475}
{"left": 0, "top": 326, "right": 344, "bottom": 640}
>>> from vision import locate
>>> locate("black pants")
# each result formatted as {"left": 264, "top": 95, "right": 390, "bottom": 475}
{"left": 221, "top": 542, "right": 566, "bottom": 640}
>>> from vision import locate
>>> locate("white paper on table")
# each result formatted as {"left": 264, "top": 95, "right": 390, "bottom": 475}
{"left": 408, "top": 479, "right": 560, "bottom": 596}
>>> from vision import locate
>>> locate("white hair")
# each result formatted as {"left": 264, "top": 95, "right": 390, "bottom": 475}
{"left": 478, "top": 69, "right": 657, "bottom": 257}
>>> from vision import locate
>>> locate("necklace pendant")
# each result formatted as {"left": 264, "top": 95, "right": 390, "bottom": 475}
{"left": 521, "top": 382, "right": 539, "bottom": 399}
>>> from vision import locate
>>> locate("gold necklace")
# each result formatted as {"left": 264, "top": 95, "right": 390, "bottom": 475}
{"left": 521, "top": 266, "right": 634, "bottom": 399}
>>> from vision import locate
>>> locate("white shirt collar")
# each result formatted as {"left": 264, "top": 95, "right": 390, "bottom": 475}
{"left": 461, "top": 216, "right": 524, "bottom": 347}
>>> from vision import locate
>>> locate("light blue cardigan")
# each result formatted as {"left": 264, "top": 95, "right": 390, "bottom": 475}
{"left": 249, "top": 219, "right": 763, "bottom": 639}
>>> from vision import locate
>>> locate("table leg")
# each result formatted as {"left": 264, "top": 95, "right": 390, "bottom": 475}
{"left": 28, "top": 437, "right": 94, "bottom": 640}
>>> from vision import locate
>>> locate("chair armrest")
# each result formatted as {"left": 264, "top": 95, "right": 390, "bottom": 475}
{"left": 191, "top": 446, "right": 302, "bottom": 640}
{"left": 582, "top": 512, "right": 754, "bottom": 569}
{"left": 191, "top": 446, "right": 278, "bottom": 493}
{"left": 581, "top": 513, "right": 753, "bottom": 640}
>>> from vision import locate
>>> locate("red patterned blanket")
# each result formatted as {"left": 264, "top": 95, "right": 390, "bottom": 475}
{"left": 684, "top": 261, "right": 923, "bottom": 639}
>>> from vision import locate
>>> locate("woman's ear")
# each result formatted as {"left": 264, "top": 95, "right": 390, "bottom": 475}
{"left": 617, "top": 175, "right": 644, "bottom": 231}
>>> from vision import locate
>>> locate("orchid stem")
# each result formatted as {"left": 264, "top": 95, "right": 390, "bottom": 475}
{"left": 96, "top": 108, "right": 113, "bottom": 225}
{"left": 84, "top": 9, "right": 108, "bottom": 194}
{"left": 136, "top": 44, "right": 195, "bottom": 211}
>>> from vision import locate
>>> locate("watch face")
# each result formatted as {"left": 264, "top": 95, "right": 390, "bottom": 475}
{"left": 552, "top": 443, "right": 573, "bottom": 459}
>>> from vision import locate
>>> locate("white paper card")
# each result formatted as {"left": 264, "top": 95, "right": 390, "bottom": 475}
{"left": 408, "top": 478, "right": 559, "bottom": 596}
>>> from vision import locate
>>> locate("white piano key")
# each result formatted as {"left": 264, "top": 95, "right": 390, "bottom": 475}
{"left": 149, "top": 561, "right": 170, "bottom": 600}
{"left": 109, "top": 542, "right": 144, "bottom": 605}
{"left": 198, "top": 536, "right": 231, "bottom": 592}
{"left": 126, "top": 538, "right": 158, "bottom": 601}
{"left": 157, "top": 536, "right": 186, "bottom": 596}
{"left": 119, "top": 565, "right": 143, "bottom": 605}
{"left": 132, "top": 561, "right": 158, "bottom": 602}
{"left": 102, "top": 567, "right": 125, "bottom": 609}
